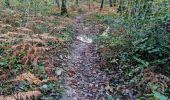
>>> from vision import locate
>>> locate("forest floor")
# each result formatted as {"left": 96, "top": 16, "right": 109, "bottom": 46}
{"left": 61, "top": 14, "right": 111, "bottom": 100}
{"left": 0, "top": 5, "right": 115, "bottom": 99}
{"left": 0, "top": 4, "right": 169, "bottom": 100}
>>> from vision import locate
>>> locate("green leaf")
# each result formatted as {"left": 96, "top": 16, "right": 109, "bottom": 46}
{"left": 153, "top": 91, "right": 168, "bottom": 100}
{"left": 133, "top": 56, "right": 149, "bottom": 67}
{"left": 108, "top": 95, "right": 114, "bottom": 100}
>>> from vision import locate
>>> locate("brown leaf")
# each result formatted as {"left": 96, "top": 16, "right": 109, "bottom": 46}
{"left": 68, "top": 69, "right": 76, "bottom": 77}
{"left": 13, "top": 72, "right": 41, "bottom": 84}
{"left": 70, "top": 80, "right": 77, "bottom": 86}
{"left": 16, "top": 27, "right": 33, "bottom": 33}
{"left": 0, "top": 91, "right": 41, "bottom": 100}
{"left": 7, "top": 32, "right": 20, "bottom": 37}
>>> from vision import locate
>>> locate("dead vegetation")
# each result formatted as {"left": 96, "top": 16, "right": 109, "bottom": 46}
{"left": 0, "top": 91, "right": 41, "bottom": 100}
{"left": 0, "top": 5, "right": 74, "bottom": 99}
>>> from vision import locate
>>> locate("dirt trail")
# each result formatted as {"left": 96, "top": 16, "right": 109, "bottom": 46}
{"left": 61, "top": 14, "right": 110, "bottom": 100}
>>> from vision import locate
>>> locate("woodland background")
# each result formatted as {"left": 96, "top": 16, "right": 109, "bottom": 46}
{"left": 0, "top": 0, "right": 170, "bottom": 99}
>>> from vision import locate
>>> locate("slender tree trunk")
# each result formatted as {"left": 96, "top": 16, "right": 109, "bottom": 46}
{"left": 88, "top": 0, "right": 92, "bottom": 9}
{"left": 100, "top": 0, "right": 113, "bottom": 10}
{"left": 109, "top": 0, "right": 113, "bottom": 7}
{"left": 5, "top": 0, "right": 10, "bottom": 7}
{"left": 118, "top": 0, "right": 124, "bottom": 14}
{"left": 113, "top": 0, "right": 116, "bottom": 6}
{"left": 55, "top": 0, "right": 60, "bottom": 8}
{"left": 76, "top": 0, "right": 78, "bottom": 6}
{"left": 61, "top": 0, "right": 68, "bottom": 15}
{"left": 100, "top": 0, "right": 104, "bottom": 10}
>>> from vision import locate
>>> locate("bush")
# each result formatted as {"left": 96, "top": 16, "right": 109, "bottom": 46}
{"left": 97, "top": 0, "right": 170, "bottom": 98}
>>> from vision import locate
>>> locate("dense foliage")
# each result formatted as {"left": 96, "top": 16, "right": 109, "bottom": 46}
{"left": 96, "top": 0, "right": 170, "bottom": 99}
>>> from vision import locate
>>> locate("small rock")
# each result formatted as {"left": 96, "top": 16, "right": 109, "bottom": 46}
{"left": 89, "top": 83, "right": 93, "bottom": 87}
{"left": 95, "top": 84, "right": 98, "bottom": 88}
{"left": 60, "top": 55, "right": 63, "bottom": 59}
{"left": 55, "top": 68, "right": 64, "bottom": 76}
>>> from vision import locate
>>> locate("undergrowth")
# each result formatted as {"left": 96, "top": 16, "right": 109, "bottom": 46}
{"left": 94, "top": 1, "right": 170, "bottom": 99}
{"left": 0, "top": 3, "right": 74, "bottom": 99}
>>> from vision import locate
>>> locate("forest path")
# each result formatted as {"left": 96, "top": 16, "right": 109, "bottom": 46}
{"left": 61, "top": 14, "right": 110, "bottom": 100}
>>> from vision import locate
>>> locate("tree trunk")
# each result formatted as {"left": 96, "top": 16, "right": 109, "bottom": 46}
{"left": 55, "top": 0, "right": 60, "bottom": 8}
{"left": 88, "top": 0, "right": 92, "bottom": 9}
{"left": 100, "top": 0, "right": 104, "bottom": 10}
{"left": 100, "top": 0, "right": 113, "bottom": 10}
{"left": 113, "top": 0, "right": 116, "bottom": 6}
{"left": 118, "top": 0, "right": 124, "bottom": 14}
{"left": 61, "top": 0, "right": 68, "bottom": 15}
{"left": 109, "top": 0, "right": 113, "bottom": 7}
{"left": 76, "top": 0, "right": 78, "bottom": 6}
{"left": 5, "top": 0, "right": 10, "bottom": 7}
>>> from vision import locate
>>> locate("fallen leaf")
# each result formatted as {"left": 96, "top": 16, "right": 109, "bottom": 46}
{"left": 68, "top": 69, "right": 76, "bottom": 77}
{"left": 13, "top": 72, "right": 41, "bottom": 84}
{"left": 0, "top": 91, "right": 41, "bottom": 100}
